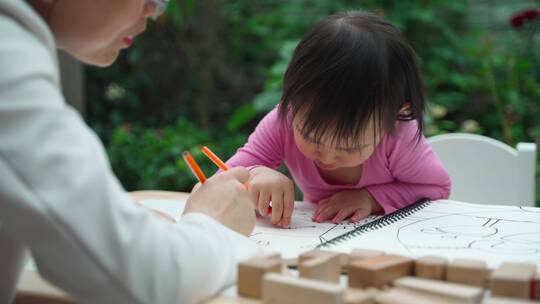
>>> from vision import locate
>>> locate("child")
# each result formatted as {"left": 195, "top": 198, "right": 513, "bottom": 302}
{"left": 226, "top": 11, "right": 451, "bottom": 228}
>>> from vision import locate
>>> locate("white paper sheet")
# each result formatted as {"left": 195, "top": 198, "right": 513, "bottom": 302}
{"left": 140, "top": 198, "right": 379, "bottom": 261}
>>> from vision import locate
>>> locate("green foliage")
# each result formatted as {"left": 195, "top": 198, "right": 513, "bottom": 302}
{"left": 227, "top": 40, "right": 298, "bottom": 131}
{"left": 107, "top": 119, "right": 246, "bottom": 191}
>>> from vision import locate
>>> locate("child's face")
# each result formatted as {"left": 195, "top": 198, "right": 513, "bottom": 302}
{"left": 293, "top": 116, "right": 382, "bottom": 171}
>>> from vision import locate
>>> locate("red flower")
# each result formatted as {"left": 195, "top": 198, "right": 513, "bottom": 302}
{"left": 522, "top": 8, "right": 539, "bottom": 20}
{"left": 121, "top": 123, "right": 132, "bottom": 133}
{"left": 510, "top": 14, "right": 525, "bottom": 28}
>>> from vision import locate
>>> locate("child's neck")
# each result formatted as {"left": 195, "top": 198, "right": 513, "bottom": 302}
{"left": 317, "top": 164, "right": 362, "bottom": 185}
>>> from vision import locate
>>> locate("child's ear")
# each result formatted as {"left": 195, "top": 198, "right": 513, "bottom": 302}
{"left": 399, "top": 101, "right": 412, "bottom": 114}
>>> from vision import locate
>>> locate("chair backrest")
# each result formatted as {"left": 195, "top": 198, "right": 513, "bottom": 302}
{"left": 427, "top": 133, "right": 537, "bottom": 206}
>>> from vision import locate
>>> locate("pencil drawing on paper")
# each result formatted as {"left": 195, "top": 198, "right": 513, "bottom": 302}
{"left": 395, "top": 201, "right": 540, "bottom": 259}
{"left": 248, "top": 201, "right": 379, "bottom": 257}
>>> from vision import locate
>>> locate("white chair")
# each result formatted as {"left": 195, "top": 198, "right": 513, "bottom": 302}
{"left": 427, "top": 133, "right": 537, "bottom": 206}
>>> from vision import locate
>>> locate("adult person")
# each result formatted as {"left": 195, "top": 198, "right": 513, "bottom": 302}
{"left": 0, "top": 1, "right": 259, "bottom": 303}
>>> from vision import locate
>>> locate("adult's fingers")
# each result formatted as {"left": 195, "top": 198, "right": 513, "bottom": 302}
{"left": 222, "top": 166, "right": 250, "bottom": 184}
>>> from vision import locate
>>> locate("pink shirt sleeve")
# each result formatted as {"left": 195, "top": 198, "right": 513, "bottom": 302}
{"left": 226, "top": 108, "right": 284, "bottom": 170}
{"left": 366, "top": 121, "right": 452, "bottom": 214}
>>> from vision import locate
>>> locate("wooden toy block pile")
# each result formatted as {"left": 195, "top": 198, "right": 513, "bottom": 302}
{"left": 237, "top": 249, "right": 540, "bottom": 304}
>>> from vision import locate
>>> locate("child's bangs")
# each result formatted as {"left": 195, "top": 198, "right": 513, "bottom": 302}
{"left": 292, "top": 92, "right": 385, "bottom": 150}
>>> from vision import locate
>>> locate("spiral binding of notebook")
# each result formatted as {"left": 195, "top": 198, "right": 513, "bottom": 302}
{"left": 317, "top": 199, "right": 432, "bottom": 248}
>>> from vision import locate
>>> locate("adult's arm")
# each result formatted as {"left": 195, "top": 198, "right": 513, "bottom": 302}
{"left": 0, "top": 12, "right": 259, "bottom": 304}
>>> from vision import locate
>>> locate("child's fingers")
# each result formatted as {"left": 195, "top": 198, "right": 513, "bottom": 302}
{"left": 350, "top": 208, "right": 369, "bottom": 223}
{"left": 317, "top": 198, "right": 331, "bottom": 208}
{"left": 258, "top": 190, "right": 271, "bottom": 216}
{"left": 331, "top": 210, "right": 346, "bottom": 224}
{"left": 313, "top": 204, "right": 339, "bottom": 223}
{"left": 312, "top": 201, "right": 324, "bottom": 219}
{"left": 270, "top": 190, "right": 284, "bottom": 225}
{"left": 281, "top": 191, "right": 295, "bottom": 228}
{"left": 249, "top": 187, "right": 259, "bottom": 209}
{"left": 312, "top": 205, "right": 324, "bottom": 221}
{"left": 313, "top": 198, "right": 331, "bottom": 219}
{"left": 332, "top": 208, "right": 355, "bottom": 224}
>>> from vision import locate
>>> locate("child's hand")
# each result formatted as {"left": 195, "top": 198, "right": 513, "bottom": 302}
{"left": 249, "top": 166, "right": 295, "bottom": 228}
{"left": 312, "top": 189, "right": 382, "bottom": 224}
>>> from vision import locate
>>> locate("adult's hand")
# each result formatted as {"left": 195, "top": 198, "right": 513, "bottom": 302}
{"left": 183, "top": 167, "right": 256, "bottom": 236}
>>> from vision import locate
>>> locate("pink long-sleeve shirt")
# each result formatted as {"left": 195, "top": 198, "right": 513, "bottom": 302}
{"left": 226, "top": 108, "right": 451, "bottom": 214}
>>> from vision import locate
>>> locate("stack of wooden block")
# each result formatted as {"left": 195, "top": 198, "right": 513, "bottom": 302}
{"left": 237, "top": 249, "right": 540, "bottom": 304}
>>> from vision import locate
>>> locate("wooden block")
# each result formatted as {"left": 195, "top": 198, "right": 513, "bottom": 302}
{"left": 205, "top": 295, "right": 262, "bottom": 304}
{"left": 348, "top": 254, "right": 413, "bottom": 288}
{"left": 298, "top": 249, "right": 344, "bottom": 264}
{"left": 298, "top": 249, "right": 326, "bottom": 264}
{"left": 238, "top": 253, "right": 282, "bottom": 298}
{"left": 342, "top": 249, "right": 385, "bottom": 273}
{"left": 349, "top": 249, "right": 385, "bottom": 263}
{"left": 262, "top": 273, "right": 345, "bottom": 304}
{"left": 534, "top": 274, "right": 540, "bottom": 301}
{"left": 490, "top": 297, "right": 540, "bottom": 304}
{"left": 375, "top": 287, "right": 466, "bottom": 304}
{"left": 299, "top": 252, "right": 341, "bottom": 283}
{"left": 446, "top": 259, "right": 489, "bottom": 287}
{"left": 375, "top": 288, "right": 430, "bottom": 304}
{"left": 490, "top": 262, "right": 537, "bottom": 299}
{"left": 415, "top": 256, "right": 447, "bottom": 280}
{"left": 393, "top": 276, "right": 483, "bottom": 303}
{"left": 344, "top": 288, "right": 377, "bottom": 304}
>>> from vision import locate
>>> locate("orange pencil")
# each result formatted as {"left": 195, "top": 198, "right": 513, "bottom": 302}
{"left": 201, "top": 146, "right": 228, "bottom": 171}
{"left": 182, "top": 151, "right": 207, "bottom": 183}
{"left": 201, "top": 146, "right": 272, "bottom": 214}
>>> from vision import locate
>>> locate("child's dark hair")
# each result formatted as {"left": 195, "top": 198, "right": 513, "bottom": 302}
{"left": 278, "top": 11, "right": 425, "bottom": 148}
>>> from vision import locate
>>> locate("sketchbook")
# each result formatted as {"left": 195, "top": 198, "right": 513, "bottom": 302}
{"left": 320, "top": 199, "right": 540, "bottom": 268}
{"left": 141, "top": 198, "right": 540, "bottom": 268}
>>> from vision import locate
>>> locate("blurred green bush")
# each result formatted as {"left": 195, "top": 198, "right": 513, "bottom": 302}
{"left": 86, "top": 1, "right": 540, "bottom": 203}
{"left": 107, "top": 119, "right": 247, "bottom": 191}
